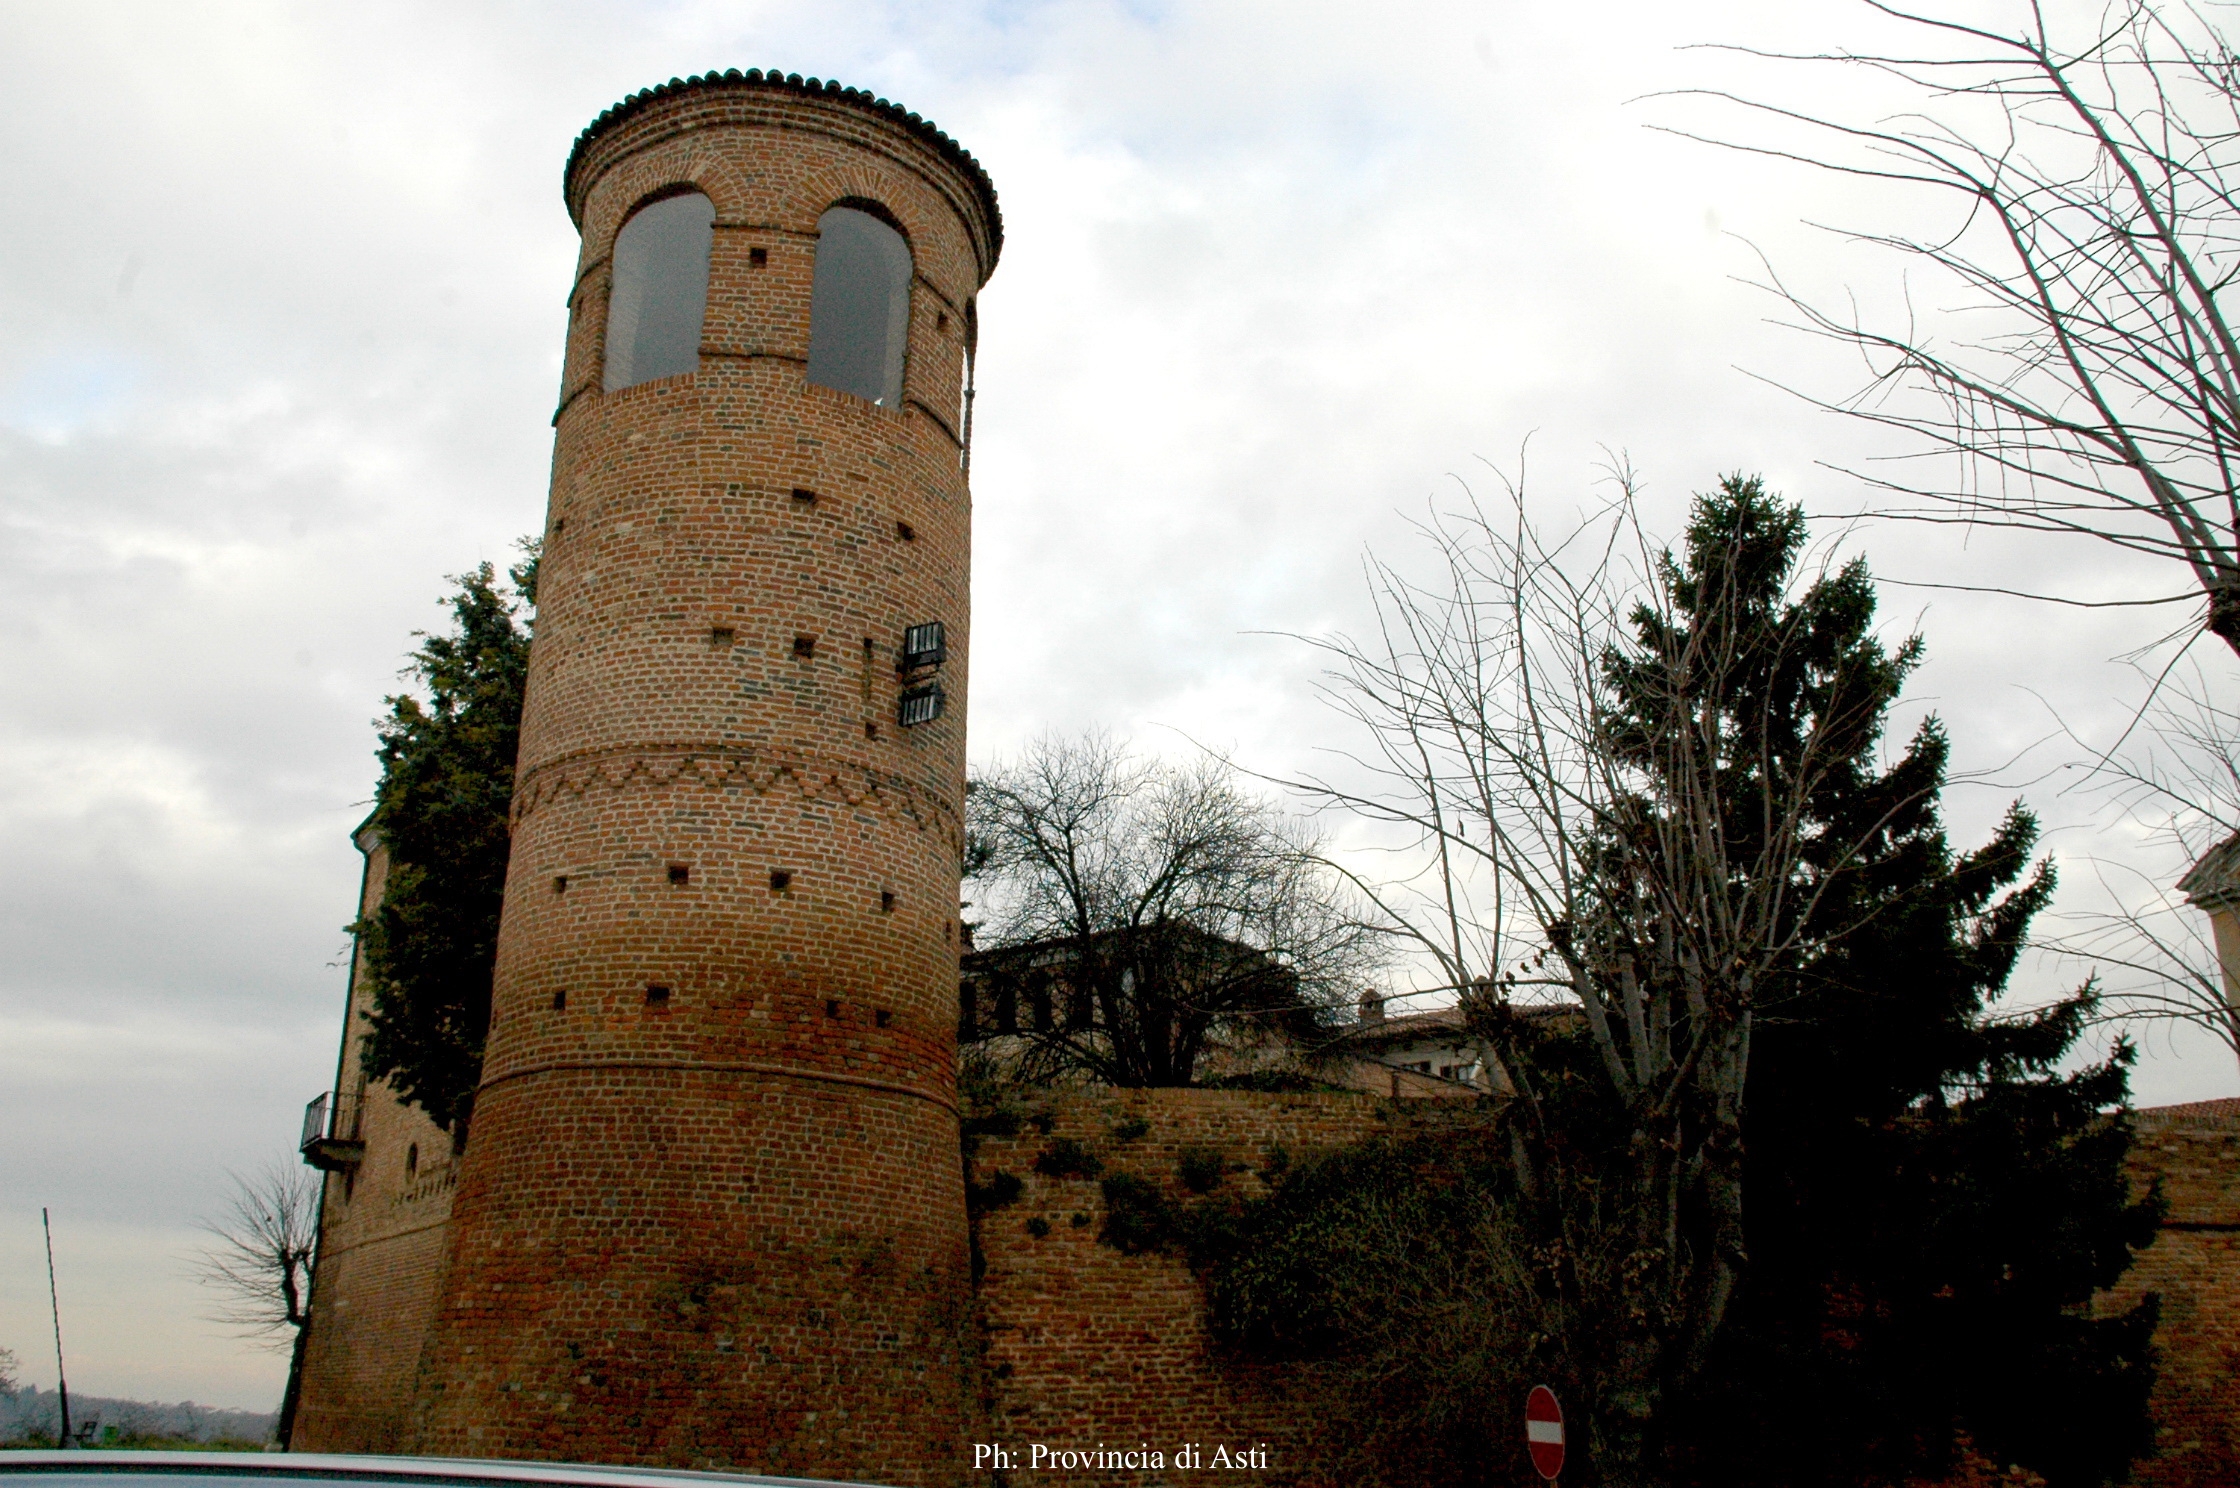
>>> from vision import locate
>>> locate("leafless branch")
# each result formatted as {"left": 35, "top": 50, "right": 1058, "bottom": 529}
{"left": 187, "top": 1164, "right": 319, "bottom": 1350}
{"left": 1663, "top": 0, "right": 2240, "bottom": 653}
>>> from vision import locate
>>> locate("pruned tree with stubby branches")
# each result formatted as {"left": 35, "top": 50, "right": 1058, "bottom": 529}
{"left": 1665, "top": 0, "right": 2240, "bottom": 652}
{"left": 188, "top": 1164, "right": 321, "bottom": 1448}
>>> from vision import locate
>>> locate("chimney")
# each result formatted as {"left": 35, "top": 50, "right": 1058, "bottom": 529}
{"left": 1358, "top": 990, "right": 1385, "bottom": 1025}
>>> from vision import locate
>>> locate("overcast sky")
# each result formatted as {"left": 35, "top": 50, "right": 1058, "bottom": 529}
{"left": 5, "top": 0, "right": 2235, "bottom": 1413}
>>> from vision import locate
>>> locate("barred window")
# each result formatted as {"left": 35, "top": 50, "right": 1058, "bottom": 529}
{"left": 603, "top": 191, "right": 714, "bottom": 392}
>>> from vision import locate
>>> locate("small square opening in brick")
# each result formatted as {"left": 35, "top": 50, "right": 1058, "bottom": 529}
{"left": 896, "top": 520, "right": 916, "bottom": 542}
{"left": 790, "top": 487, "right": 817, "bottom": 505}
{"left": 551, "top": 989, "right": 567, "bottom": 1011}
{"left": 645, "top": 984, "right": 671, "bottom": 1007}
{"left": 880, "top": 890, "right": 896, "bottom": 912}
{"left": 552, "top": 516, "right": 566, "bottom": 534}
{"left": 749, "top": 246, "right": 769, "bottom": 267}
{"left": 936, "top": 311, "right": 949, "bottom": 331}
{"left": 865, "top": 720, "right": 879, "bottom": 739}
{"left": 553, "top": 875, "right": 568, "bottom": 894}
{"left": 875, "top": 1008, "right": 892, "bottom": 1028}
{"left": 668, "top": 864, "right": 690, "bottom": 886}
{"left": 825, "top": 998, "right": 841, "bottom": 1019}
{"left": 711, "top": 625, "right": 735, "bottom": 647}
{"left": 769, "top": 869, "right": 792, "bottom": 892}
{"left": 793, "top": 635, "right": 816, "bottom": 658}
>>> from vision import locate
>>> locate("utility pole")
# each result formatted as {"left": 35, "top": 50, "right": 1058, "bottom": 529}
{"left": 43, "top": 1208, "right": 71, "bottom": 1449}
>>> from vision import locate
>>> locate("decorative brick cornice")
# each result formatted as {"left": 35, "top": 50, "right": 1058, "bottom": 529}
{"left": 565, "top": 68, "right": 1002, "bottom": 268}
{"left": 511, "top": 742, "right": 962, "bottom": 845}
{"left": 476, "top": 1058, "right": 958, "bottom": 1117}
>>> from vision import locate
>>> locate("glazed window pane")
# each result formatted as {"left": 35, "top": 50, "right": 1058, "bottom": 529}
{"left": 807, "top": 207, "right": 911, "bottom": 406}
{"left": 602, "top": 192, "right": 714, "bottom": 392}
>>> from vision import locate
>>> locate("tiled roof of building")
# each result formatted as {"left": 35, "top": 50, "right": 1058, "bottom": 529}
{"left": 565, "top": 69, "right": 1003, "bottom": 262}
{"left": 1347, "top": 1006, "right": 1470, "bottom": 1044}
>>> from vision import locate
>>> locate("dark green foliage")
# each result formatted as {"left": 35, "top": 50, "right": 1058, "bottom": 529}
{"left": 1110, "top": 1116, "right": 1151, "bottom": 1141}
{"left": 1098, "top": 1173, "right": 1177, "bottom": 1254}
{"left": 1644, "top": 483, "right": 2164, "bottom": 1488}
{"left": 1070, "top": 1211, "right": 1091, "bottom": 1229}
{"left": 1198, "top": 1069, "right": 1348, "bottom": 1093}
{"left": 1177, "top": 1145, "right": 1226, "bottom": 1194}
{"left": 961, "top": 1109, "right": 1022, "bottom": 1141}
{"left": 1024, "top": 1216, "right": 1051, "bottom": 1238}
{"left": 966, "top": 1171, "right": 1022, "bottom": 1216}
{"left": 355, "top": 552, "right": 536, "bottom": 1132}
{"left": 1211, "top": 479, "right": 2159, "bottom": 1487}
{"left": 1200, "top": 1132, "right": 1541, "bottom": 1485}
{"left": 1026, "top": 1110, "right": 1057, "bottom": 1135}
{"left": 1033, "top": 1136, "right": 1103, "bottom": 1180}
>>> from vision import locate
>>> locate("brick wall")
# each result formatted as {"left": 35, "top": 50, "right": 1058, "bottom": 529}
{"left": 2099, "top": 1098, "right": 2240, "bottom": 1488}
{"left": 971, "top": 1087, "right": 1410, "bottom": 1485}
{"left": 293, "top": 839, "right": 464, "bottom": 1454}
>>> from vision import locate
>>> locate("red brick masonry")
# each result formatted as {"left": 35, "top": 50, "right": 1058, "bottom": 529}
{"left": 2099, "top": 1097, "right": 2240, "bottom": 1488}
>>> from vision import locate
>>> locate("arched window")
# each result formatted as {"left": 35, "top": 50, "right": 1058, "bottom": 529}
{"left": 807, "top": 205, "right": 911, "bottom": 407}
{"left": 602, "top": 191, "right": 714, "bottom": 392}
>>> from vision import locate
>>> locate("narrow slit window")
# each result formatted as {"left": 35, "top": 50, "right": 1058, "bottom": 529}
{"left": 603, "top": 191, "right": 715, "bottom": 392}
{"left": 806, "top": 205, "right": 912, "bottom": 406}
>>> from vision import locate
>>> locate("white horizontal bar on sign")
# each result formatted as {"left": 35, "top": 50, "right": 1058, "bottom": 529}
{"left": 1527, "top": 1421, "right": 1565, "bottom": 1443}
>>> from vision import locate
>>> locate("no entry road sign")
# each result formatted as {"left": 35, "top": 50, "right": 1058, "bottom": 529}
{"left": 1525, "top": 1384, "right": 1565, "bottom": 1480}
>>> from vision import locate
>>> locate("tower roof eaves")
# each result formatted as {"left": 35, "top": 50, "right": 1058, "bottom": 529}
{"left": 564, "top": 69, "right": 1003, "bottom": 270}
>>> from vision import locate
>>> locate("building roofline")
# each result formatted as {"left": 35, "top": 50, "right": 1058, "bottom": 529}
{"left": 2179, "top": 830, "right": 2240, "bottom": 906}
{"left": 564, "top": 69, "right": 1003, "bottom": 267}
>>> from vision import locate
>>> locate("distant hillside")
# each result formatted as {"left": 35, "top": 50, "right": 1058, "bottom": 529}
{"left": 0, "top": 1387, "right": 274, "bottom": 1446}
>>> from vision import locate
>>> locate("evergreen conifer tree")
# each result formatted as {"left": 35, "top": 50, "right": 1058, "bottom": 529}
{"left": 354, "top": 551, "right": 535, "bottom": 1135}
{"left": 1206, "top": 479, "right": 2161, "bottom": 1487}
{"left": 1657, "top": 513, "right": 2165, "bottom": 1488}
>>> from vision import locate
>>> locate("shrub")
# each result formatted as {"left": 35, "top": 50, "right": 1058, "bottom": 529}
{"left": 1098, "top": 1172, "right": 1177, "bottom": 1254}
{"left": 1033, "top": 1136, "right": 1103, "bottom": 1180}
{"left": 967, "top": 1171, "right": 1022, "bottom": 1215}
{"left": 1178, "top": 1144, "right": 1227, "bottom": 1194}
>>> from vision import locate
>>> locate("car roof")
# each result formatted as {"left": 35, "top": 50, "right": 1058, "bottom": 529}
{"left": 0, "top": 1454, "right": 885, "bottom": 1488}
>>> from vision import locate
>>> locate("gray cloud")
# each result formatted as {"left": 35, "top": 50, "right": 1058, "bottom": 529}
{"left": 1, "top": 0, "right": 2229, "bottom": 1409}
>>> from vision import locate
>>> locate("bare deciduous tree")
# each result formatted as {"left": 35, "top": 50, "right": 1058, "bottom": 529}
{"left": 1277, "top": 472, "right": 1932, "bottom": 1484}
{"left": 2046, "top": 662, "right": 2240, "bottom": 1066}
{"left": 189, "top": 1163, "right": 320, "bottom": 1448}
{"left": 1669, "top": 1, "right": 2240, "bottom": 651}
{"left": 965, "top": 732, "right": 1380, "bottom": 1088}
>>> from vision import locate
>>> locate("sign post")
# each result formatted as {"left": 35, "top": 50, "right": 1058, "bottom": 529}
{"left": 1524, "top": 1384, "right": 1565, "bottom": 1481}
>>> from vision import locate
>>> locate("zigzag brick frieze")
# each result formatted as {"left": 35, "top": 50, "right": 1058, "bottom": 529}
{"left": 510, "top": 740, "right": 963, "bottom": 848}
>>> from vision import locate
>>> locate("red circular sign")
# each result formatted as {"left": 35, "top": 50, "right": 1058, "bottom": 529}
{"left": 1525, "top": 1384, "right": 1565, "bottom": 1479}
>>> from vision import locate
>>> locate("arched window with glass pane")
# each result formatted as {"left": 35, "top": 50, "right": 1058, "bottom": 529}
{"left": 807, "top": 205, "right": 912, "bottom": 407}
{"left": 602, "top": 191, "right": 715, "bottom": 392}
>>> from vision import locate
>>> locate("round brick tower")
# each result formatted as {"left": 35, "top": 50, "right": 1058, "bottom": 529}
{"left": 410, "top": 71, "right": 998, "bottom": 1484}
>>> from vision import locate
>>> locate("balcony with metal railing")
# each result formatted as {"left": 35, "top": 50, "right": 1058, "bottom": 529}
{"left": 299, "top": 1090, "right": 365, "bottom": 1172}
